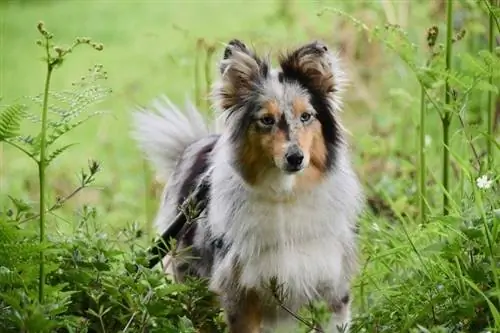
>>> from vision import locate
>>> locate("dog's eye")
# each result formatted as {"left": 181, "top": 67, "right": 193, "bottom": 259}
{"left": 300, "top": 112, "right": 312, "bottom": 123}
{"left": 259, "top": 116, "right": 276, "bottom": 127}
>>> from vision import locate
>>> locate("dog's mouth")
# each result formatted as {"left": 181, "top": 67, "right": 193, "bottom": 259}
{"left": 283, "top": 164, "right": 305, "bottom": 174}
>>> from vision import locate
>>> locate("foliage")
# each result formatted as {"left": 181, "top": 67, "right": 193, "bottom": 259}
{"left": 0, "top": 22, "right": 224, "bottom": 332}
{"left": 0, "top": 206, "right": 225, "bottom": 332}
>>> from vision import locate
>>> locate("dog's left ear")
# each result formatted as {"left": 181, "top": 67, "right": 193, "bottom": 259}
{"left": 279, "top": 41, "right": 339, "bottom": 95}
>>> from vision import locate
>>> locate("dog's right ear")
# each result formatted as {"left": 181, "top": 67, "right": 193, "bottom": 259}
{"left": 220, "top": 39, "right": 251, "bottom": 73}
{"left": 215, "top": 39, "right": 269, "bottom": 111}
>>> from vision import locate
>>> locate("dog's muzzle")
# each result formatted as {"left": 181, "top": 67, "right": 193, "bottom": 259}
{"left": 284, "top": 145, "right": 304, "bottom": 172}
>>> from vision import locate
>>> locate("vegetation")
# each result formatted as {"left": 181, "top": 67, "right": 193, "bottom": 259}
{"left": 1, "top": 0, "right": 499, "bottom": 332}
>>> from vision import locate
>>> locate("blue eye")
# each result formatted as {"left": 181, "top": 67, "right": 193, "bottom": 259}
{"left": 259, "top": 116, "right": 275, "bottom": 126}
{"left": 300, "top": 112, "right": 312, "bottom": 123}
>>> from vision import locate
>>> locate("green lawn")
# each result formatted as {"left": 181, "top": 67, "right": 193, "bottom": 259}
{"left": 1, "top": 0, "right": 439, "bottom": 233}
{"left": 1, "top": 0, "right": 371, "bottom": 234}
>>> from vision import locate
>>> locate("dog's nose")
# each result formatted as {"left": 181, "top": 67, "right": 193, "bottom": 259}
{"left": 285, "top": 149, "right": 304, "bottom": 169}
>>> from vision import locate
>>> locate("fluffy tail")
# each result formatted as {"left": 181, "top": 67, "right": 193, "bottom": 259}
{"left": 131, "top": 95, "right": 213, "bottom": 181}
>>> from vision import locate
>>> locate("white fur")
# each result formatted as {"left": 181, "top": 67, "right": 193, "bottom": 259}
{"left": 209, "top": 139, "right": 362, "bottom": 308}
{"left": 131, "top": 95, "right": 213, "bottom": 182}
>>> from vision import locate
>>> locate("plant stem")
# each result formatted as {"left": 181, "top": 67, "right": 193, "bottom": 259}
{"left": 486, "top": 0, "right": 497, "bottom": 169}
{"left": 442, "top": 0, "right": 454, "bottom": 216}
{"left": 194, "top": 39, "right": 203, "bottom": 108}
{"left": 38, "top": 44, "right": 54, "bottom": 303}
{"left": 418, "top": 85, "right": 427, "bottom": 223}
{"left": 143, "top": 160, "right": 154, "bottom": 238}
{"left": 204, "top": 45, "right": 216, "bottom": 111}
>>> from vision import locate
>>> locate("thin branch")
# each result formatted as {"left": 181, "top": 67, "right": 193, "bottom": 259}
{"left": 19, "top": 183, "right": 92, "bottom": 224}
{"left": 3, "top": 140, "right": 38, "bottom": 164}
{"left": 482, "top": 0, "right": 500, "bottom": 35}
{"left": 456, "top": 114, "right": 482, "bottom": 172}
{"left": 268, "top": 283, "right": 324, "bottom": 332}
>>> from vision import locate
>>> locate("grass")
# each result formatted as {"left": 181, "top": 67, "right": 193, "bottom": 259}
{"left": 1, "top": 0, "right": 340, "bottom": 236}
{"left": 0, "top": 0, "right": 499, "bottom": 332}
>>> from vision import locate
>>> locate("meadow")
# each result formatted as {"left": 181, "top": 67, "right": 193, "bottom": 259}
{"left": 0, "top": 0, "right": 499, "bottom": 332}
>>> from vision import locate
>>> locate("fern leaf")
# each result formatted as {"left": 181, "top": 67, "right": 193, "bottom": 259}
{"left": 321, "top": 7, "right": 419, "bottom": 70}
{"left": 0, "top": 104, "right": 25, "bottom": 141}
{"left": 45, "top": 143, "right": 77, "bottom": 164}
{"left": 46, "top": 111, "right": 105, "bottom": 147}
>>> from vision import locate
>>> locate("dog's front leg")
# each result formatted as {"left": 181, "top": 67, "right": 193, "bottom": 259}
{"left": 222, "top": 289, "right": 262, "bottom": 333}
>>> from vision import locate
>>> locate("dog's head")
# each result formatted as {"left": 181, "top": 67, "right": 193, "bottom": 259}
{"left": 211, "top": 39, "right": 347, "bottom": 189}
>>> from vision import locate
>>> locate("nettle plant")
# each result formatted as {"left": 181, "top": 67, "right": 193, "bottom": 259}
{"left": 0, "top": 22, "right": 224, "bottom": 333}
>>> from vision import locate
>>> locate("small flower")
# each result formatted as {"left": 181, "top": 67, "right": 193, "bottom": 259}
{"left": 476, "top": 175, "right": 493, "bottom": 190}
{"left": 424, "top": 135, "right": 432, "bottom": 147}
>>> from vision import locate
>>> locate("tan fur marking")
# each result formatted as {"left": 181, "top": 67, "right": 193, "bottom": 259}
{"left": 238, "top": 100, "right": 289, "bottom": 185}
{"left": 296, "top": 120, "right": 328, "bottom": 190}
{"left": 226, "top": 290, "right": 262, "bottom": 333}
{"left": 263, "top": 100, "right": 281, "bottom": 118}
{"left": 292, "top": 97, "right": 327, "bottom": 187}
{"left": 239, "top": 129, "right": 273, "bottom": 185}
{"left": 291, "top": 96, "right": 310, "bottom": 117}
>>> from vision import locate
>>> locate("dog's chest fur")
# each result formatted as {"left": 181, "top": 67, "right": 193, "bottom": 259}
{"left": 208, "top": 150, "right": 357, "bottom": 308}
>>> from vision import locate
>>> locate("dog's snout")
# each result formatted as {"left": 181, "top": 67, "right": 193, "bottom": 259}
{"left": 286, "top": 151, "right": 304, "bottom": 166}
{"left": 285, "top": 147, "right": 304, "bottom": 171}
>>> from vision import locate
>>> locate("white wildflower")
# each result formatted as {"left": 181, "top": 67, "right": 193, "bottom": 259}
{"left": 424, "top": 135, "right": 432, "bottom": 147}
{"left": 476, "top": 175, "right": 493, "bottom": 190}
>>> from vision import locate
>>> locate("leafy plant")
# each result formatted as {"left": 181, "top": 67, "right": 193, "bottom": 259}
{"left": 0, "top": 21, "right": 224, "bottom": 332}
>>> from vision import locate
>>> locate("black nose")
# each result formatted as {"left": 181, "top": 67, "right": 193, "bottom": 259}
{"left": 285, "top": 149, "right": 304, "bottom": 169}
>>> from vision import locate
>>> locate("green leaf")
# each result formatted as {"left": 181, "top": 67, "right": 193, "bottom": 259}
{"left": 0, "top": 104, "right": 25, "bottom": 141}
{"left": 474, "top": 80, "right": 499, "bottom": 94}
{"left": 45, "top": 143, "right": 77, "bottom": 164}
{"left": 46, "top": 111, "right": 104, "bottom": 147}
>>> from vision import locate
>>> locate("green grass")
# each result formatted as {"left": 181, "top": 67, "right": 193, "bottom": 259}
{"left": 1, "top": 0, "right": 499, "bottom": 332}
{"left": 1, "top": 0, "right": 438, "bottom": 232}
{"left": 1, "top": 0, "right": 346, "bottom": 235}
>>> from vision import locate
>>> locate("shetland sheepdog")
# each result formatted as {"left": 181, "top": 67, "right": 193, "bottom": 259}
{"left": 132, "top": 39, "right": 364, "bottom": 333}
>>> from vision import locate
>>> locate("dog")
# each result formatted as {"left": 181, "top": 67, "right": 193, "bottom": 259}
{"left": 132, "top": 39, "right": 364, "bottom": 333}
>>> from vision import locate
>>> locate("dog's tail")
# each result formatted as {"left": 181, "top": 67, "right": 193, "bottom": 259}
{"left": 132, "top": 95, "right": 213, "bottom": 181}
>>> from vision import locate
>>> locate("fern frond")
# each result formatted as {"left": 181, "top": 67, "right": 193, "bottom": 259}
{"left": 320, "top": 7, "right": 419, "bottom": 70}
{"left": 0, "top": 104, "right": 25, "bottom": 141}
{"left": 46, "top": 111, "right": 105, "bottom": 147}
{"left": 20, "top": 64, "right": 111, "bottom": 157}
{"left": 46, "top": 143, "right": 77, "bottom": 164}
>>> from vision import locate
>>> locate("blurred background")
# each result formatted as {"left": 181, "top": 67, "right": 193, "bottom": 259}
{"left": 0, "top": 0, "right": 494, "bottom": 235}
